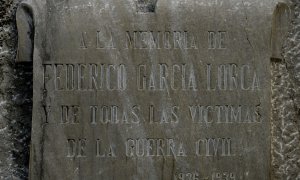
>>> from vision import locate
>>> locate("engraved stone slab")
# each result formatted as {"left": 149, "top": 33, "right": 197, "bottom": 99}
{"left": 16, "top": 0, "right": 290, "bottom": 179}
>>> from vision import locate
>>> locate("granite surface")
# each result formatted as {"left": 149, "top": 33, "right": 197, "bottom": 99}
{"left": 0, "top": 0, "right": 299, "bottom": 179}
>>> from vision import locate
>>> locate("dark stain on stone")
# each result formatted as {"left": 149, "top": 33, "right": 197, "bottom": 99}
{"left": 136, "top": 0, "right": 158, "bottom": 13}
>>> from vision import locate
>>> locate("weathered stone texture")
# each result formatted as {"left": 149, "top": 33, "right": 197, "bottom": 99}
{"left": 0, "top": 0, "right": 31, "bottom": 179}
{"left": 0, "top": 0, "right": 299, "bottom": 179}
{"left": 271, "top": 0, "right": 300, "bottom": 179}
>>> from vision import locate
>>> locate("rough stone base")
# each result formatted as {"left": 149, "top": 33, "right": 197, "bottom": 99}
{"left": 271, "top": 1, "right": 300, "bottom": 179}
{"left": 0, "top": 0, "right": 31, "bottom": 179}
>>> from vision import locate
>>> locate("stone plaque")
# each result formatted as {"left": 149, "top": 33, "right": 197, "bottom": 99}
{"left": 16, "top": 0, "right": 291, "bottom": 179}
